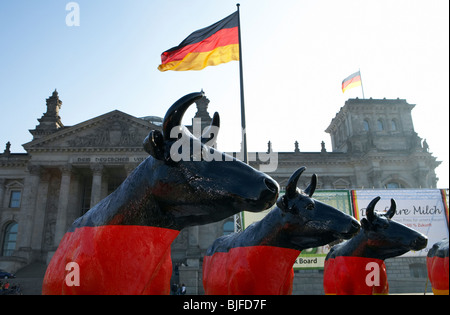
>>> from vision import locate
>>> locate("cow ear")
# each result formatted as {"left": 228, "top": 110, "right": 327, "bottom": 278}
{"left": 143, "top": 130, "right": 165, "bottom": 160}
{"left": 276, "top": 195, "right": 289, "bottom": 212}
{"left": 304, "top": 174, "right": 317, "bottom": 197}
{"left": 361, "top": 218, "right": 370, "bottom": 230}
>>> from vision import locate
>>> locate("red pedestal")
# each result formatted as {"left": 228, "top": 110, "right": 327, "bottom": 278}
{"left": 427, "top": 255, "right": 449, "bottom": 295}
{"left": 203, "top": 246, "right": 300, "bottom": 295}
{"left": 324, "top": 256, "right": 388, "bottom": 295}
{"left": 42, "top": 225, "right": 179, "bottom": 295}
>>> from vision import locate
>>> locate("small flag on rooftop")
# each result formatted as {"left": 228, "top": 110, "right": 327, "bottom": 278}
{"left": 342, "top": 71, "right": 362, "bottom": 93}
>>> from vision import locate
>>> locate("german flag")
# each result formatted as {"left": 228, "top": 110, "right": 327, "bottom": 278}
{"left": 158, "top": 12, "right": 239, "bottom": 72}
{"left": 342, "top": 71, "right": 362, "bottom": 93}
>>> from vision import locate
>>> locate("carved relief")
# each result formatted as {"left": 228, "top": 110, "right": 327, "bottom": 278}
{"left": 67, "top": 120, "right": 147, "bottom": 147}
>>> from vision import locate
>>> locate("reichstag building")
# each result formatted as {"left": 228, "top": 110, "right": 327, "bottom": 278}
{"left": 0, "top": 90, "right": 441, "bottom": 294}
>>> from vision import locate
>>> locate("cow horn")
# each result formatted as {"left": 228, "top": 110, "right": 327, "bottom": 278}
{"left": 163, "top": 91, "right": 205, "bottom": 141}
{"left": 366, "top": 196, "right": 380, "bottom": 222}
{"left": 286, "top": 167, "right": 306, "bottom": 198}
{"left": 201, "top": 112, "right": 220, "bottom": 145}
{"left": 385, "top": 198, "right": 396, "bottom": 219}
{"left": 304, "top": 174, "right": 317, "bottom": 197}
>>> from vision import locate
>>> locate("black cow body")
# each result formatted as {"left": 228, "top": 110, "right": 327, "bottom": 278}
{"left": 203, "top": 167, "right": 360, "bottom": 295}
{"left": 324, "top": 197, "right": 428, "bottom": 295}
{"left": 71, "top": 143, "right": 277, "bottom": 231}
{"left": 72, "top": 92, "right": 278, "bottom": 231}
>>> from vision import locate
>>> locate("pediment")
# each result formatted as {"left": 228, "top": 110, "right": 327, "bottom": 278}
{"left": 23, "top": 110, "right": 161, "bottom": 152}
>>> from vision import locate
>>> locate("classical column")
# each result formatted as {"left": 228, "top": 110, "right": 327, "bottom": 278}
{"left": 415, "top": 167, "right": 429, "bottom": 188}
{"left": 54, "top": 165, "right": 72, "bottom": 246}
{"left": 15, "top": 165, "right": 41, "bottom": 254}
{"left": 90, "top": 165, "right": 103, "bottom": 207}
{"left": 0, "top": 178, "right": 5, "bottom": 209}
{"left": 31, "top": 172, "right": 51, "bottom": 250}
{"left": 368, "top": 169, "right": 383, "bottom": 188}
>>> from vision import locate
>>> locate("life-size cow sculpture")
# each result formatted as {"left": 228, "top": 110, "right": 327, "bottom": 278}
{"left": 324, "top": 196, "right": 428, "bottom": 295}
{"left": 42, "top": 92, "right": 279, "bottom": 295}
{"left": 202, "top": 167, "right": 361, "bottom": 295}
{"left": 427, "top": 238, "right": 449, "bottom": 295}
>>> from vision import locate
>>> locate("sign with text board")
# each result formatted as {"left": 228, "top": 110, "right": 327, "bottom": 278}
{"left": 241, "top": 189, "right": 449, "bottom": 269}
{"left": 352, "top": 189, "right": 449, "bottom": 257}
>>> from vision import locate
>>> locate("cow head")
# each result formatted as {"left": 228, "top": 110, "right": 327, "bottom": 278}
{"left": 275, "top": 167, "right": 360, "bottom": 250}
{"left": 360, "top": 197, "right": 428, "bottom": 259}
{"left": 142, "top": 92, "right": 279, "bottom": 229}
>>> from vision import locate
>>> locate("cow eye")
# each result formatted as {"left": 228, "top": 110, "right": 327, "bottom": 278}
{"left": 306, "top": 203, "right": 315, "bottom": 210}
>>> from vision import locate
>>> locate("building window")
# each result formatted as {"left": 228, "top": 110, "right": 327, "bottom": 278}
{"left": 386, "top": 182, "right": 401, "bottom": 189}
{"left": 9, "top": 190, "right": 21, "bottom": 208}
{"left": 223, "top": 221, "right": 234, "bottom": 235}
{"left": 2, "top": 222, "right": 18, "bottom": 257}
{"left": 363, "top": 120, "right": 370, "bottom": 131}
{"left": 80, "top": 177, "right": 92, "bottom": 215}
{"left": 333, "top": 178, "right": 350, "bottom": 189}
{"left": 391, "top": 119, "right": 398, "bottom": 131}
{"left": 377, "top": 119, "right": 384, "bottom": 131}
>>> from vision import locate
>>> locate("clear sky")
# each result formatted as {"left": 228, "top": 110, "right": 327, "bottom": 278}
{"left": 0, "top": 0, "right": 448, "bottom": 188}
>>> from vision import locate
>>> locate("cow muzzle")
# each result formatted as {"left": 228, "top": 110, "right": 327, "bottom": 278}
{"left": 335, "top": 217, "right": 361, "bottom": 240}
{"left": 410, "top": 235, "right": 428, "bottom": 251}
{"left": 250, "top": 176, "right": 279, "bottom": 211}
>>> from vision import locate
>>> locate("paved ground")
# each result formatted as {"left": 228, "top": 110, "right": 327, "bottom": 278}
{"left": 1, "top": 262, "right": 438, "bottom": 295}
{"left": 2, "top": 262, "right": 47, "bottom": 295}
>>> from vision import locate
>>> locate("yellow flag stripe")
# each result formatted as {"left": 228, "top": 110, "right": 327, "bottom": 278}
{"left": 342, "top": 81, "right": 362, "bottom": 93}
{"left": 158, "top": 44, "right": 239, "bottom": 72}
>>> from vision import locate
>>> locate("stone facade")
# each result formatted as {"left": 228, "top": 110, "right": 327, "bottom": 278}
{"left": 0, "top": 91, "right": 442, "bottom": 294}
{"left": 264, "top": 98, "right": 440, "bottom": 191}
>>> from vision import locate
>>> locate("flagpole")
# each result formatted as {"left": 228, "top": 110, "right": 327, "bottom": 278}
{"left": 359, "top": 68, "right": 366, "bottom": 99}
{"left": 237, "top": 3, "right": 248, "bottom": 164}
{"left": 235, "top": 3, "right": 247, "bottom": 233}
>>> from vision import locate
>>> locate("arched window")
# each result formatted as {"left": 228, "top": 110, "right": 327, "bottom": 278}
{"left": 223, "top": 221, "right": 234, "bottom": 235}
{"left": 377, "top": 119, "right": 384, "bottom": 131}
{"left": 2, "top": 222, "right": 18, "bottom": 257}
{"left": 363, "top": 120, "right": 370, "bottom": 131}
{"left": 386, "top": 182, "right": 400, "bottom": 189}
{"left": 9, "top": 191, "right": 22, "bottom": 208}
{"left": 391, "top": 119, "right": 398, "bottom": 131}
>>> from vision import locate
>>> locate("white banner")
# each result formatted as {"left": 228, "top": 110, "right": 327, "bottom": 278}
{"left": 352, "top": 189, "right": 449, "bottom": 257}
